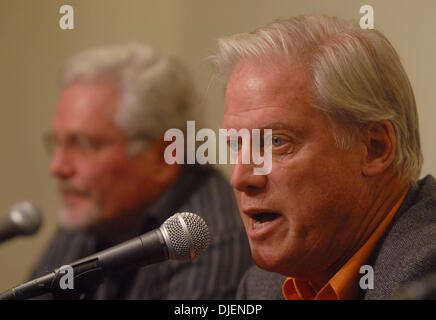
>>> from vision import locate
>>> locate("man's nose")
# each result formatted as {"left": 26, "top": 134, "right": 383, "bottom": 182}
{"left": 230, "top": 162, "right": 268, "bottom": 193}
{"left": 49, "top": 148, "right": 75, "bottom": 180}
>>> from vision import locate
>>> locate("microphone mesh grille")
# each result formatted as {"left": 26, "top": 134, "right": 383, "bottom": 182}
{"left": 162, "top": 212, "right": 211, "bottom": 261}
{"left": 9, "top": 202, "right": 42, "bottom": 234}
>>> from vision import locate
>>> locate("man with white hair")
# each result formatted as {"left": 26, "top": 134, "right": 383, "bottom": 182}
{"left": 214, "top": 15, "right": 436, "bottom": 299}
{"left": 30, "top": 43, "right": 252, "bottom": 299}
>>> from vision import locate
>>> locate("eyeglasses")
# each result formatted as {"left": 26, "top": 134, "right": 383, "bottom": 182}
{"left": 43, "top": 131, "right": 154, "bottom": 157}
{"left": 43, "top": 132, "right": 122, "bottom": 156}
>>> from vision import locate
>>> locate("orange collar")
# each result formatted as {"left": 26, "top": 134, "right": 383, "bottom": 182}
{"left": 283, "top": 188, "right": 409, "bottom": 300}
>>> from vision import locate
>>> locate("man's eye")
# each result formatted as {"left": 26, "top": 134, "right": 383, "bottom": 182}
{"left": 71, "top": 136, "right": 102, "bottom": 151}
{"left": 272, "top": 136, "right": 285, "bottom": 147}
{"left": 73, "top": 137, "right": 92, "bottom": 149}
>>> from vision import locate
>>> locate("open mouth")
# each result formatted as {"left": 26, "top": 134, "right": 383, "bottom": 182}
{"left": 252, "top": 212, "right": 282, "bottom": 229}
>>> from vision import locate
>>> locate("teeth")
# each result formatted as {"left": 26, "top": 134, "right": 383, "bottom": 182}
{"left": 254, "top": 220, "right": 271, "bottom": 229}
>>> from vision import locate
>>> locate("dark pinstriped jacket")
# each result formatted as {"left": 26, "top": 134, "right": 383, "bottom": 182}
{"left": 29, "top": 165, "right": 253, "bottom": 299}
{"left": 237, "top": 175, "right": 436, "bottom": 300}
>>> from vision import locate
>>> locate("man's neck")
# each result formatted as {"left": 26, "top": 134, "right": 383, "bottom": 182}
{"left": 309, "top": 173, "right": 410, "bottom": 291}
{"left": 349, "top": 173, "right": 409, "bottom": 259}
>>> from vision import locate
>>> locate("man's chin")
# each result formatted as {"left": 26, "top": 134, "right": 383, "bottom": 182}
{"left": 252, "top": 246, "right": 321, "bottom": 280}
{"left": 58, "top": 206, "right": 102, "bottom": 232}
{"left": 250, "top": 246, "right": 289, "bottom": 275}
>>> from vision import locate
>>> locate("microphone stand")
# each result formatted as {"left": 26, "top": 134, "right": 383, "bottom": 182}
{"left": 0, "top": 228, "right": 169, "bottom": 300}
{"left": 0, "top": 258, "right": 105, "bottom": 300}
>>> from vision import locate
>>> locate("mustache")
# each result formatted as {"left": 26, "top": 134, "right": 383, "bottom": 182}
{"left": 58, "top": 183, "right": 90, "bottom": 196}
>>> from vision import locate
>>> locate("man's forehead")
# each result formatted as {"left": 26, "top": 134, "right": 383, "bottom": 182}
{"left": 53, "top": 80, "right": 121, "bottom": 136}
{"left": 223, "top": 58, "right": 312, "bottom": 130}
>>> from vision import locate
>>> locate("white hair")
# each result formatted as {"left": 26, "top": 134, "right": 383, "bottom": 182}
{"left": 61, "top": 43, "right": 197, "bottom": 154}
{"left": 213, "top": 15, "right": 423, "bottom": 185}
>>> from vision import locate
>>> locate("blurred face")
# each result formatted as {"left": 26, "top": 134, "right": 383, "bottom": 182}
{"left": 49, "top": 80, "right": 166, "bottom": 231}
{"left": 223, "top": 59, "right": 369, "bottom": 280}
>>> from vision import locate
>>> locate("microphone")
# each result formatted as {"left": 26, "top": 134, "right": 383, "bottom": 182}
{"left": 0, "top": 212, "right": 210, "bottom": 300}
{"left": 0, "top": 201, "right": 43, "bottom": 244}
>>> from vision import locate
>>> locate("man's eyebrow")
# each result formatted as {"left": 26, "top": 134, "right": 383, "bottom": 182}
{"left": 55, "top": 131, "right": 103, "bottom": 140}
{"left": 222, "top": 122, "right": 300, "bottom": 136}
{"left": 257, "top": 122, "right": 298, "bottom": 132}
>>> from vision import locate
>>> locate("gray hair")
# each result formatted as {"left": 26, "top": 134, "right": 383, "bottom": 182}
{"left": 61, "top": 43, "right": 197, "bottom": 154}
{"left": 213, "top": 15, "right": 422, "bottom": 184}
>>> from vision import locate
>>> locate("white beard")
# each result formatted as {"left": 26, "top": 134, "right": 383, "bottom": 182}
{"left": 58, "top": 201, "right": 102, "bottom": 231}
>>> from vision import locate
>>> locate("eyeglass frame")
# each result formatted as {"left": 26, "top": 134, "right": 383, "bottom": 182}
{"left": 43, "top": 131, "right": 154, "bottom": 157}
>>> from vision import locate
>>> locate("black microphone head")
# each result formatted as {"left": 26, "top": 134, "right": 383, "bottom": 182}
{"left": 160, "top": 212, "right": 211, "bottom": 261}
{"left": 8, "top": 202, "right": 43, "bottom": 235}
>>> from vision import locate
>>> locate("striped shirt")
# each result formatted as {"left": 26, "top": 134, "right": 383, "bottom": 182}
{"left": 29, "top": 165, "right": 253, "bottom": 299}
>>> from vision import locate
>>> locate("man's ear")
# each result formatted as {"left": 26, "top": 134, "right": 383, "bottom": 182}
{"left": 361, "top": 120, "right": 396, "bottom": 177}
